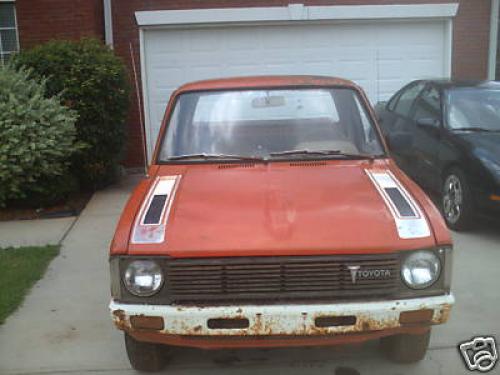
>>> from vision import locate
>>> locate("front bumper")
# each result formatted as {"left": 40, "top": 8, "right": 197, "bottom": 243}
{"left": 110, "top": 294, "right": 454, "bottom": 348}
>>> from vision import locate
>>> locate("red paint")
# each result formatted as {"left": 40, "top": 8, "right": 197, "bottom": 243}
{"left": 111, "top": 76, "right": 451, "bottom": 258}
{"left": 123, "top": 159, "right": 448, "bottom": 258}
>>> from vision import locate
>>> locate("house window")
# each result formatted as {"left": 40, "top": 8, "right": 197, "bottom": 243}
{"left": 0, "top": 1, "right": 19, "bottom": 65}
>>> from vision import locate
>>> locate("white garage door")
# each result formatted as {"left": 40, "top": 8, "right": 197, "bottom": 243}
{"left": 141, "top": 20, "right": 448, "bottom": 156}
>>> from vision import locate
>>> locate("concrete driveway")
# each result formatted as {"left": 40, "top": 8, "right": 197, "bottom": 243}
{"left": 0, "top": 174, "right": 498, "bottom": 375}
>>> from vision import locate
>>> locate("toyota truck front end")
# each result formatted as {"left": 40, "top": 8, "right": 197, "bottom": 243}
{"left": 109, "top": 76, "right": 454, "bottom": 372}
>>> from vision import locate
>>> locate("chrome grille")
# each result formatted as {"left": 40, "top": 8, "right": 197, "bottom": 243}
{"left": 164, "top": 254, "right": 399, "bottom": 303}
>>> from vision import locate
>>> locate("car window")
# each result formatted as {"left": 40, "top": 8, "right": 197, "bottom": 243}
{"left": 387, "top": 94, "right": 398, "bottom": 112}
{"left": 447, "top": 88, "right": 500, "bottom": 130}
{"left": 412, "top": 86, "right": 441, "bottom": 122}
{"left": 159, "top": 88, "right": 385, "bottom": 161}
{"left": 393, "top": 82, "right": 426, "bottom": 117}
{"left": 192, "top": 90, "right": 340, "bottom": 123}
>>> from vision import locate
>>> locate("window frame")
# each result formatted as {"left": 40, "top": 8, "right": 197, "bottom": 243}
{"left": 391, "top": 81, "right": 427, "bottom": 118}
{"left": 0, "top": 0, "right": 20, "bottom": 66}
{"left": 156, "top": 86, "right": 388, "bottom": 164}
{"left": 409, "top": 83, "right": 443, "bottom": 125}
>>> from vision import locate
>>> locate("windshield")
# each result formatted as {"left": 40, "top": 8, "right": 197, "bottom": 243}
{"left": 158, "top": 88, "right": 384, "bottom": 162}
{"left": 447, "top": 88, "right": 500, "bottom": 131}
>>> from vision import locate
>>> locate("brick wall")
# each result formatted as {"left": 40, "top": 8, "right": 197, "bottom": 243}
{"left": 452, "top": 0, "right": 491, "bottom": 80}
{"left": 16, "top": 0, "right": 104, "bottom": 48}
{"left": 15, "top": 0, "right": 493, "bottom": 167}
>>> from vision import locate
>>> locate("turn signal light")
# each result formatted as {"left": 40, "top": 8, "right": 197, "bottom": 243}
{"left": 399, "top": 309, "right": 434, "bottom": 325}
{"left": 130, "top": 315, "right": 164, "bottom": 330}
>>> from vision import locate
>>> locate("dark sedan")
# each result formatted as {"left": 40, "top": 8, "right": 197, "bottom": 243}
{"left": 376, "top": 80, "right": 500, "bottom": 230}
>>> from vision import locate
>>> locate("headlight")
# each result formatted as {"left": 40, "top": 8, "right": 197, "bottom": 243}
{"left": 401, "top": 250, "right": 441, "bottom": 289}
{"left": 124, "top": 260, "right": 164, "bottom": 296}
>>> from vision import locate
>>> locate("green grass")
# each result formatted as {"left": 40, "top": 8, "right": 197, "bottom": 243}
{"left": 0, "top": 245, "right": 60, "bottom": 324}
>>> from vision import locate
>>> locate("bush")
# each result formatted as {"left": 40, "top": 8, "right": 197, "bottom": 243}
{"left": 14, "top": 38, "right": 130, "bottom": 189}
{"left": 0, "top": 65, "right": 81, "bottom": 206}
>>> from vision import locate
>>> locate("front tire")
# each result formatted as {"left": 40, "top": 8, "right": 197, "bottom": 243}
{"left": 380, "top": 330, "right": 431, "bottom": 363}
{"left": 442, "top": 168, "right": 474, "bottom": 231}
{"left": 124, "top": 333, "right": 169, "bottom": 372}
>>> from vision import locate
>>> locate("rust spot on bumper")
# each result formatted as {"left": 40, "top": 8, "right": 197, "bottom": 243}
{"left": 433, "top": 303, "right": 452, "bottom": 324}
{"left": 110, "top": 295, "right": 454, "bottom": 340}
{"left": 112, "top": 309, "right": 129, "bottom": 331}
{"left": 193, "top": 325, "right": 202, "bottom": 333}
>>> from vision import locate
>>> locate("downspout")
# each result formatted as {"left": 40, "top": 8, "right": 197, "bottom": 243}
{"left": 103, "top": 0, "right": 114, "bottom": 48}
{"left": 488, "top": 0, "right": 499, "bottom": 80}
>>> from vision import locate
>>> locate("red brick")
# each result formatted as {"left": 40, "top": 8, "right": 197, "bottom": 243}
{"left": 16, "top": 0, "right": 104, "bottom": 48}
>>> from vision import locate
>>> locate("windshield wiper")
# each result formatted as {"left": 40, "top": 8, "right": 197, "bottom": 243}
{"left": 269, "top": 149, "right": 378, "bottom": 160}
{"left": 166, "top": 153, "right": 265, "bottom": 162}
{"left": 453, "top": 127, "right": 499, "bottom": 132}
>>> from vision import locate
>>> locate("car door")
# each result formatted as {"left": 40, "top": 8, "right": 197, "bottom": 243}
{"left": 381, "top": 81, "right": 426, "bottom": 177}
{"left": 408, "top": 84, "right": 443, "bottom": 191}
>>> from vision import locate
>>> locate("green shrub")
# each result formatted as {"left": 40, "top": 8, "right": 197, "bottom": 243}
{"left": 14, "top": 38, "right": 130, "bottom": 189}
{"left": 15, "top": 173, "right": 80, "bottom": 208}
{"left": 0, "top": 65, "right": 81, "bottom": 206}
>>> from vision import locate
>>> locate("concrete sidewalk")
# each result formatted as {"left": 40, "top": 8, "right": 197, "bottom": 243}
{"left": 0, "top": 174, "right": 499, "bottom": 375}
{"left": 0, "top": 217, "right": 76, "bottom": 248}
{"left": 0, "top": 175, "right": 141, "bottom": 374}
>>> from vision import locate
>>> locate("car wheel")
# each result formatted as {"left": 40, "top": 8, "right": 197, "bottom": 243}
{"left": 441, "top": 168, "right": 474, "bottom": 231}
{"left": 124, "top": 333, "right": 169, "bottom": 372}
{"left": 380, "top": 330, "right": 430, "bottom": 363}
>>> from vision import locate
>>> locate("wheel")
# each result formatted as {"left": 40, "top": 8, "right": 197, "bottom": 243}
{"left": 441, "top": 168, "right": 474, "bottom": 231}
{"left": 380, "top": 330, "right": 431, "bottom": 363}
{"left": 124, "top": 333, "right": 169, "bottom": 372}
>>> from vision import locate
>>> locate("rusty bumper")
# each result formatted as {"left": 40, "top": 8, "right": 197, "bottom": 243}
{"left": 110, "top": 294, "right": 454, "bottom": 348}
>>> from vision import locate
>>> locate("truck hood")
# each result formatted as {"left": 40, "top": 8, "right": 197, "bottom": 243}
{"left": 127, "top": 160, "right": 438, "bottom": 257}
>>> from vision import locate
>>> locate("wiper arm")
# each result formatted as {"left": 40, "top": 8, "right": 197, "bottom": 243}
{"left": 167, "top": 153, "right": 265, "bottom": 162}
{"left": 269, "top": 149, "right": 377, "bottom": 160}
{"left": 453, "top": 127, "right": 499, "bottom": 132}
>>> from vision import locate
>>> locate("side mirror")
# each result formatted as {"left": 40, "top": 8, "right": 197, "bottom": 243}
{"left": 386, "top": 133, "right": 412, "bottom": 152}
{"left": 416, "top": 118, "right": 440, "bottom": 129}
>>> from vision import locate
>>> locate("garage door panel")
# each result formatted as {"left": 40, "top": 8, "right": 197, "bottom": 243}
{"left": 142, "top": 21, "right": 447, "bottom": 157}
{"left": 378, "top": 83, "right": 405, "bottom": 101}
{"left": 301, "top": 62, "right": 335, "bottom": 76}
{"left": 153, "top": 100, "right": 168, "bottom": 122}
{"left": 150, "top": 68, "right": 184, "bottom": 87}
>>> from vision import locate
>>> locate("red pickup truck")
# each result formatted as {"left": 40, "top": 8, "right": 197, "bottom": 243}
{"left": 109, "top": 76, "right": 454, "bottom": 372}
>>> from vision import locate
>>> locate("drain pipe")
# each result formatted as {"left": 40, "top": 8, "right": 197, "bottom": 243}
{"left": 488, "top": 0, "right": 499, "bottom": 80}
{"left": 103, "top": 0, "right": 114, "bottom": 48}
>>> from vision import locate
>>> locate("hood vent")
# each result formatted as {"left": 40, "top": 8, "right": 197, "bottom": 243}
{"left": 218, "top": 163, "right": 255, "bottom": 169}
{"left": 384, "top": 187, "right": 416, "bottom": 217}
{"left": 289, "top": 161, "right": 327, "bottom": 167}
{"left": 365, "top": 169, "right": 430, "bottom": 239}
{"left": 131, "top": 176, "right": 180, "bottom": 244}
{"left": 143, "top": 194, "right": 168, "bottom": 225}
